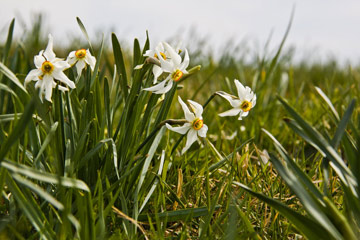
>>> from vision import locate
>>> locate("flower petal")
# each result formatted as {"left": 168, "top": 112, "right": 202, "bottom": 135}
{"left": 53, "top": 60, "right": 70, "bottom": 71}
{"left": 85, "top": 50, "right": 96, "bottom": 70}
{"left": 152, "top": 65, "right": 163, "bottom": 83}
{"left": 238, "top": 111, "right": 249, "bottom": 120}
{"left": 217, "top": 91, "right": 241, "bottom": 108}
{"left": 187, "top": 99, "right": 203, "bottom": 118}
{"left": 43, "top": 75, "right": 54, "bottom": 102}
{"left": 179, "top": 48, "right": 189, "bottom": 70}
{"left": 197, "top": 124, "right": 208, "bottom": 138}
{"left": 25, "top": 69, "right": 42, "bottom": 84}
{"left": 34, "top": 55, "right": 45, "bottom": 68}
{"left": 52, "top": 70, "right": 75, "bottom": 89}
{"left": 165, "top": 123, "right": 191, "bottom": 134}
{"left": 143, "top": 79, "right": 168, "bottom": 92}
{"left": 218, "top": 108, "right": 241, "bottom": 117}
{"left": 163, "top": 42, "right": 181, "bottom": 66}
{"left": 153, "top": 79, "right": 173, "bottom": 94}
{"left": 181, "top": 129, "right": 198, "bottom": 154}
{"left": 178, "top": 96, "right": 195, "bottom": 122}
{"left": 76, "top": 60, "right": 86, "bottom": 75}
{"left": 43, "top": 34, "right": 56, "bottom": 61}
{"left": 157, "top": 50, "right": 174, "bottom": 72}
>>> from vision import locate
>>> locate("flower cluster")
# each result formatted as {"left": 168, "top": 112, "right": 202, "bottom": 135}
{"left": 25, "top": 34, "right": 96, "bottom": 102}
{"left": 143, "top": 42, "right": 189, "bottom": 94}
{"left": 25, "top": 36, "right": 256, "bottom": 155}
{"left": 142, "top": 42, "right": 257, "bottom": 154}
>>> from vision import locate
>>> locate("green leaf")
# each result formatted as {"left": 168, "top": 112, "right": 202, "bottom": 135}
{"left": 6, "top": 172, "right": 56, "bottom": 239}
{"left": 234, "top": 181, "right": 334, "bottom": 240}
{"left": 2, "top": 160, "right": 90, "bottom": 192}
{"left": 134, "top": 126, "right": 167, "bottom": 219}
{"left": 0, "top": 62, "right": 28, "bottom": 94}
{"left": 112, "top": 33, "right": 128, "bottom": 99}
{"left": 2, "top": 18, "right": 15, "bottom": 63}
{"left": 12, "top": 173, "right": 64, "bottom": 210}
{"left": 76, "top": 17, "right": 94, "bottom": 53}
{"left": 138, "top": 206, "right": 221, "bottom": 222}
{"left": 278, "top": 96, "right": 357, "bottom": 190}
{"left": 0, "top": 98, "right": 34, "bottom": 162}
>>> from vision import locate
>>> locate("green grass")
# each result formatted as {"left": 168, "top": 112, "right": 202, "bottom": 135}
{"left": 0, "top": 16, "right": 359, "bottom": 239}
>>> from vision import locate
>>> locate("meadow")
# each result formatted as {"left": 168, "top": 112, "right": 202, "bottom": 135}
{"left": 0, "top": 16, "right": 359, "bottom": 239}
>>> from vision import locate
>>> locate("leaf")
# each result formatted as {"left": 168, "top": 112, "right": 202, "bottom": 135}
{"left": 2, "top": 160, "right": 90, "bottom": 192}
{"left": 6, "top": 172, "right": 56, "bottom": 239}
{"left": 278, "top": 96, "right": 357, "bottom": 190}
{"left": 76, "top": 17, "right": 94, "bottom": 53}
{"left": 34, "top": 121, "right": 58, "bottom": 164}
{"left": 137, "top": 206, "right": 221, "bottom": 222}
{"left": 112, "top": 33, "right": 128, "bottom": 99}
{"left": 234, "top": 181, "right": 334, "bottom": 240}
{"left": 0, "top": 62, "right": 28, "bottom": 94}
{"left": 12, "top": 173, "right": 64, "bottom": 210}
{"left": 2, "top": 18, "right": 15, "bottom": 63}
{"left": 134, "top": 126, "right": 167, "bottom": 219}
{"left": 0, "top": 98, "right": 34, "bottom": 162}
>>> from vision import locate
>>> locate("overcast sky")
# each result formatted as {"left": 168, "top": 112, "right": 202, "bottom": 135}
{"left": 1, "top": 0, "right": 360, "bottom": 64}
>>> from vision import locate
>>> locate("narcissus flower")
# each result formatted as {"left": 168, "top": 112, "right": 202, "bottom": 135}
{"left": 142, "top": 42, "right": 182, "bottom": 84}
{"left": 25, "top": 34, "right": 75, "bottom": 102}
{"left": 143, "top": 42, "right": 189, "bottom": 94}
{"left": 166, "top": 96, "right": 208, "bottom": 154}
{"left": 67, "top": 48, "right": 96, "bottom": 75}
{"left": 217, "top": 79, "right": 256, "bottom": 120}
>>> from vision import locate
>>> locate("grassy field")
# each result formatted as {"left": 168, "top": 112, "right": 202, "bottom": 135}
{"left": 0, "top": 17, "right": 360, "bottom": 239}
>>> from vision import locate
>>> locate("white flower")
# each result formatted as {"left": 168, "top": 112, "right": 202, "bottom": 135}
{"left": 25, "top": 34, "right": 75, "bottom": 102}
{"left": 67, "top": 48, "right": 96, "bottom": 75}
{"left": 143, "top": 42, "right": 189, "bottom": 94}
{"left": 166, "top": 96, "right": 208, "bottom": 154}
{"left": 217, "top": 79, "right": 256, "bottom": 120}
{"left": 143, "top": 42, "right": 182, "bottom": 84}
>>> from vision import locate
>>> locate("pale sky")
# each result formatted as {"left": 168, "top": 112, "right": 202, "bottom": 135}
{"left": 1, "top": 0, "right": 360, "bottom": 64}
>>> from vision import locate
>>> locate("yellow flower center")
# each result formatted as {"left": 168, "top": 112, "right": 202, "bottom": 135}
{"left": 192, "top": 118, "right": 203, "bottom": 130}
{"left": 41, "top": 61, "right": 54, "bottom": 75}
{"left": 75, "top": 49, "right": 87, "bottom": 59}
{"left": 171, "top": 69, "right": 183, "bottom": 82}
{"left": 154, "top": 52, "right": 167, "bottom": 60}
{"left": 240, "top": 100, "right": 252, "bottom": 112}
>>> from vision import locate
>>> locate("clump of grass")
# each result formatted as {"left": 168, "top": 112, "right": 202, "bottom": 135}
{"left": 0, "top": 15, "right": 359, "bottom": 240}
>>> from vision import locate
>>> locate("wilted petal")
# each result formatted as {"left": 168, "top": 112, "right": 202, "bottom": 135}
{"left": 76, "top": 60, "right": 86, "bottom": 75}
{"left": 43, "top": 34, "right": 56, "bottom": 61}
{"left": 218, "top": 108, "right": 241, "bottom": 117}
{"left": 178, "top": 96, "right": 195, "bottom": 122}
{"left": 198, "top": 124, "right": 208, "bottom": 138}
{"left": 25, "top": 69, "right": 42, "bottom": 84}
{"left": 181, "top": 129, "right": 198, "bottom": 154}
{"left": 165, "top": 123, "right": 191, "bottom": 134}
{"left": 52, "top": 70, "right": 75, "bottom": 89}
{"left": 187, "top": 99, "right": 203, "bottom": 118}
{"left": 163, "top": 42, "right": 181, "bottom": 66}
